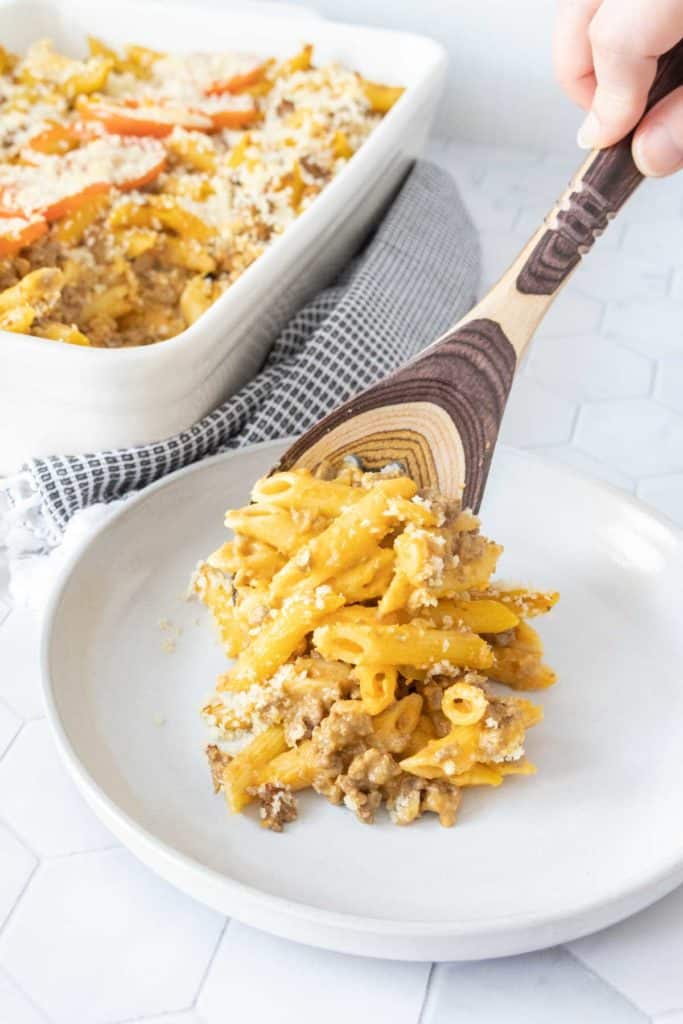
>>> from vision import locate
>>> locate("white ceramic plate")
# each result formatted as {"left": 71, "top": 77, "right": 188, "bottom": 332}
{"left": 42, "top": 441, "right": 683, "bottom": 961}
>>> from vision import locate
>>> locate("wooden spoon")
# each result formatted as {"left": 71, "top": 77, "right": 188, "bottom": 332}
{"left": 276, "top": 41, "right": 683, "bottom": 510}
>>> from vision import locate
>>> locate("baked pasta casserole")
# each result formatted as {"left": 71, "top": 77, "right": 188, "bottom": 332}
{"left": 192, "top": 463, "right": 559, "bottom": 831}
{"left": 0, "top": 37, "right": 403, "bottom": 346}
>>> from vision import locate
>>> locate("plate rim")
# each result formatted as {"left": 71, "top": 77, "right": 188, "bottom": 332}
{"left": 40, "top": 439, "right": 683, "bottom": 953}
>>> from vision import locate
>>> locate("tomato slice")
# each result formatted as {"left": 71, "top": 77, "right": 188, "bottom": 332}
{"left": 78, "top": 94, "right": 259, "bottom": 136}
{"left": 0, "top": 139, "right": 166, "bottom": 224}
{"left": 42, "top": 182, "right": 111, "bottom": 222}
{"left": 94, "top": 113, "right": 175, "bottom": 138}
{"left": 78, "top": 97, "right": 213, "bottom": 137}
{"left": 80, "top": 105, "right": 174, "bottom": 138}
{"left": 204, "top": 61, "right": 271, "bottom": 96}
{"left": 26, "top": 123, "right": 81, "bottom": 156}
{"left": 0, "top": 215, "right": 48, "bottom": 257}
{"left": 206, "top": 106, "right": 261, "bottom": 130}
{"left": 117, "top": 155, "right": 167, "bottom": 191}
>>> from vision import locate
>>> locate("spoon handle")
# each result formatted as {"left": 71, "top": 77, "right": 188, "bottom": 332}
{"left": 279, "top": 41, "right": 683, "bottom": 511}
{"left": 517, "top": 37, "right": 683, "bottom": 299}
{"left": 450, "top": 37, "right": 683, "bottom": 361}
{"left": 404, "top": 36, "right": 683, "bottom": 507}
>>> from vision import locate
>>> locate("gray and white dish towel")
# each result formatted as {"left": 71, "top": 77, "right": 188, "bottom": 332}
{"left": 1, "top": 160, "right": 480, "bottom": 588}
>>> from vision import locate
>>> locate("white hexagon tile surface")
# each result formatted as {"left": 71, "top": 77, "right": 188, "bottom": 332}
{"left": 1, "top": 137, "right": 683, "bottom": 1023}
{"left": 0, "top": 721, "right": 114, "bottom": 857}
{"left": 0, "top": 969, "right": 46, "bottom": 1024}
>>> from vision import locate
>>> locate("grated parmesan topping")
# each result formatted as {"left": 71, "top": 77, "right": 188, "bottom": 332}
{"left": 0, "top": 138, "right": 165, "bottom": 216}
{"left": 0, "top": 35, "right": 398, "bottom": 346}
{"left": 131, "top": 51, "right": 264, "bottom": 104}
{"left": 426, "top": 660, "right": 460, "bottom": 679}
{"left": 0, "top": 215, "right": 42, "bottom": 237}
{"left": 490, "top": 746, "right": 525, "bottom": 764}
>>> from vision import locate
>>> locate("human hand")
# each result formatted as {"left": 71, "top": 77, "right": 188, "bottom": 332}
{"left": 553, "top": 0, "right": 683, "bottom": 175}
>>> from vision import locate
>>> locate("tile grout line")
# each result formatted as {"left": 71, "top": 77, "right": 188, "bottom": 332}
{"left": 563, "top": 946, "right": 651, "bottom": 1019}
{"left": 519, "top": 440, "right": 581, "bottom": 452}
{"left": 602, "top": 331, "right": 683, "bottom": 360}
{"left": 595, "top": 293, "right": 610, "bottom": 334}
{"left": 416, "top": 961, "right": 436, "bottom": 1024}
{"left": 649, "top": 394, "right": 683, "bottom": 420}
{"left": 0, "top": 963, "right": 54, "bottom": 1024}
{"left": 646, "top": 355, "right": 659, "bottom": 399}
{"left": 0, "top": 856, "right": 39, "bottom": 946}
{"left": 190, "top": 916, "right": 230, "bottom": 1010}
{"left": 104, "top": 917, "right": 227, "bottom": 1024}
{"left": 109, "top": 1000, "right": 200, "bottom": 1024}
{"left": 663, "top": 265, "right": 676, "bottom": 298}
{"left": 0, "top": 705, "right": 47, "bottom": 724}
{"left": 0, "top": 693, "right": 19, "bottom": 719}
{"left": 513, "top": 367, "right": 583, "bottom": 417}
{"left": 0, "top": 877, "right": 48, "bottom": 1024}
{"left": 566, "top": 400, "right": 581, "bottom": 447}
{"left": 0, "top": 813, "right": 38, "bottom": 859}
{"left": 566, "top": 392, "right": 665, "bottom": 406}
{"left": 0, "top": 718, "right": 25, "bottom": 764}
{"left": 39, "top": 842, "right": 123, "bottom": 859}
{"left": 634, "top": 466, "right": 683, "bottom": 481}
{"left": 549, "top": 441, "right": 638, "bottom": 486}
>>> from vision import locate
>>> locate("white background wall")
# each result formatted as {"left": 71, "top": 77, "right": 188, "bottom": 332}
{"left": 264, "top": 0, "right": 583, "bottom": 151}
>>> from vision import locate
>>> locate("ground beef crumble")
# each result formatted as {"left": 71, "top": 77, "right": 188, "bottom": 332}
{"left": 337, "top": 749, "right": 402, "bottom": 824}
{"left": 386, "top": 776, "right": 461, "bottom": 827}
{"left": 282, "top": 685, "right": 343, "bottom": 746}
{"left": 249, "top": 783, "right": 298, "bottom": 832}
{"left": 306, "top": 702, "right": 463, "bottom": 826}
{"left": 207, "top": 675, "right": 529, "bottom": 828}
{"left": 310, "top": 704, "right": 374, "bottom": 804}
{"left": 415, "top": 488, "right": 461, "bottom": 527}
{"left": 452, "top": 529, "right": 485, "bottom": 564}
{"left": 206, "top": 744, "right": 232, "bottom": 793}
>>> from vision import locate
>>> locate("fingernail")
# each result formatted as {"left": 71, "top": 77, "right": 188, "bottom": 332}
{"left": 634, "top": 122, "right": 683, "bottom": 177}
{"left": 577, "top": 111, "right": 602, "bottom": 149}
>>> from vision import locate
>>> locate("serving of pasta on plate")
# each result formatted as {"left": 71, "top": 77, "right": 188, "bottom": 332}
{"left": 0, "top": 36, "right": 402, "bottom": 346}
{"left": 191, "top": 461, "right": 558, "bottom": 831}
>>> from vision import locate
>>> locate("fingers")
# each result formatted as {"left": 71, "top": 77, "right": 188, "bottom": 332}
{"left": 555, "top": 0, "right": 683, "bottom": 165}
{"left": 578, "top": 0, "right": 656, "bottom": 147}
{"left": 633, "top": 86, "right": 683, "bottom": 175}
{"left": 553, "top": 0, "right": 601, "bottom": 109}
{"left": 565, "top": 0, "right": 683, "bottom": 150}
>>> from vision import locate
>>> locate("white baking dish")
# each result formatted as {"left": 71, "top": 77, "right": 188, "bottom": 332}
{"left": 0, "top": 0, "right": 446, "bottom": 471}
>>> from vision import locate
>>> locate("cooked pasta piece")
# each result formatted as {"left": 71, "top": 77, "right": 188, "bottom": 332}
{"left": 222, "top": 725, "right": 288, "bottom": 812}
{"left": 193, "top": 466, "right": 558, "bottom": 830}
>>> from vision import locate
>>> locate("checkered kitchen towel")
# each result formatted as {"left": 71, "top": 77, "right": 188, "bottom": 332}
{"left": 1, "top": 160, "right": 479, "bottom": 556}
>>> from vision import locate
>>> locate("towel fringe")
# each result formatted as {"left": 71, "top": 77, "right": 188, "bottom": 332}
{"left": 0, "top": 471, "right": 61, "bottom": 557}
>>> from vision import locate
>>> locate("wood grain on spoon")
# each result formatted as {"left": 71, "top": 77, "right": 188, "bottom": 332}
{"left": 277, "top": 39, "right": 683, "bottom": 511}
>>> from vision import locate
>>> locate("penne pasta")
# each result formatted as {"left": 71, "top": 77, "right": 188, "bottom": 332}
{"left": 374, "top": 694, "right": 424, "bottom": 753}
{"left": 219, "top": 588, "right": 345, "bottom": 690}
{"left": 312, "top": 621, "right": 493, "bottom": 671}
{"left": 193, "top": 466, "right": 557, "bottom": 831}
{"left": 222, "top": 726, "right": 288, "bottom": 812}
{"left": 356, "top": 665, "right": 398, "bottom": 716}
{"left": 258, "top": 740, "right": 317, "bottom": 791}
